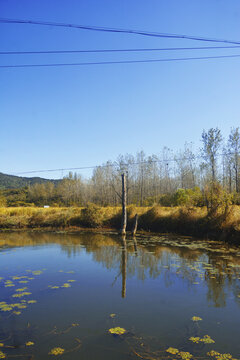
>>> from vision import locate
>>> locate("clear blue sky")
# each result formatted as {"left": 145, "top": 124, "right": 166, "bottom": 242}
{"left": 1, "top": 0, "right": 240, "bottom": 179}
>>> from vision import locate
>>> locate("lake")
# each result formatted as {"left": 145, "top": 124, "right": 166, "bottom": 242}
{"left": 0, "top": 231, "right": 239, "bottom": 360}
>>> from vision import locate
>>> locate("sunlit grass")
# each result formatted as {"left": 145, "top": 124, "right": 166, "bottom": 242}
{"left": 0, "top": 205, "right": 240, "bottom": 241}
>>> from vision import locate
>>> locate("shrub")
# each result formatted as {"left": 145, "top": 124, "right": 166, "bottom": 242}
{"left": 159, "top": 193, "right": 174, "bottom": 207}
{"left": 203, "top": 182, "right": 232, "bottom": 218}
{"left": 80, "top": 203, "right": 105, "bottom": 228}
{"left": 0, "top": 195, "right": 7, "bottom": 207}
{"left": 173, "top": 189, "right": 189, "bottom": 206}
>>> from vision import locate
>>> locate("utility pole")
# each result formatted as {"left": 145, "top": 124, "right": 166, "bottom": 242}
{"left": 120, "top": 173, "right": 127, "bottom": 235}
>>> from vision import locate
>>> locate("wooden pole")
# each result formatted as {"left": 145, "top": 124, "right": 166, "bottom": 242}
{"left": 131, "top": 214, "right": 138, "bottom": 236}
{"left": 120, "top": 173, "right": 127, "bottom": 235}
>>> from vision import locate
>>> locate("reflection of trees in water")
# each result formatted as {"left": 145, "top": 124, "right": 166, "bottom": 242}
{"left": 203, "top": 254, "right": 240, "bottom": 307}
{"left": 1, "top": 232, "right": 240, "bottom": 307}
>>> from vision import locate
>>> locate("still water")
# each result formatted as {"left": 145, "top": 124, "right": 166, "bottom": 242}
{"left": 0, "top": 232, "right": 240, "bottom": 360}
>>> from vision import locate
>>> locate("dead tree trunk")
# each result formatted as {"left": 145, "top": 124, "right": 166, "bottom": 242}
{"left": 120, "top": 173, "right": 127, "bottom": 235}
{"left": 131, "top": 214, "right": 138, "bottom": 236}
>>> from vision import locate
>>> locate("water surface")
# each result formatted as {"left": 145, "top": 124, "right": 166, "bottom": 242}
{"left": 0, "top": 232, "right": 240, "bottom": 359}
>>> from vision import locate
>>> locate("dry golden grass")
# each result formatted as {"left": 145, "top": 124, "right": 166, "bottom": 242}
{"left": 0, "top": 205, "right": 239, "bottom": 242}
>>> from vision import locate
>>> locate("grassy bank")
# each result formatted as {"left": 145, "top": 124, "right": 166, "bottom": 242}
{"left": 0, "top": 204, "right": 240, "bottom": 242}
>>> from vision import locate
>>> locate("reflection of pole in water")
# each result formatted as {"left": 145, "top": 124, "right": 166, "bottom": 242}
{"left": 133, "top": 236, "right": 138, "bottom": 255}
{"left": 132, "top": 214, "right": 138, "bottom": 255}
{"left": 121, "top": 236, "right": 127, "bottom": 298}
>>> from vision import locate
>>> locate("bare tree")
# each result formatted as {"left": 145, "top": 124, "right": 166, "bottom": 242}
{"left": 201, "top": 128, "right": 223, "bottom": 182}
{"left": 228, "top": 127, "right": 240, "bottom": 192}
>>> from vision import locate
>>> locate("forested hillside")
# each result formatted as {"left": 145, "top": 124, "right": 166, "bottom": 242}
{"left": 0, "top": 172, "right": 58, "bottom": 190}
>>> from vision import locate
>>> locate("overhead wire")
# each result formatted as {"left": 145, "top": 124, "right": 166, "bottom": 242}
{"left": 10, "top": 152, "right": 237, "bottom": 176}
{"left": 2, "top": 19, "right": 239, "bottom": 177}
{"left": 1, "top": 45, "right": 240, "bottom": 55}
{"left": 1, "top": 53, "right": 240, "bottom": 69}
{"left": 1, "top": 18, "right": 240, "bottom": 45}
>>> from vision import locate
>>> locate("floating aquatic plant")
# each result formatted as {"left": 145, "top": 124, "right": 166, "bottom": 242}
{"left": 15, "top": 304, "right": 27, "bottom": 309}
{"left": 108, "top": 327, "right": 126, "bottom": 335}
{"left": 62, "top": 283, "right": 71, "bottom": 288}
{"left": 201, "top": 335, "right": 215, "bottom": 344}
{"left": 16, "top": 287, "right": 28, "bottom": 292}
{"left": 26, "top": 341, "right": 34, "bottom": 346}
{"left": 191, "top": 316, "right": 202, "bottom": 321}
{"left": 179, "top": 351, "right": 193, "bottom": 360}
{"left": 207, "top": 351, "right": 221, "bottom": 357}
{"left": 12, "top": 292, "right": 31, "bottom": 298}
{"left": 0, "top": 351, "right": 6, "bottom": 359}
{"left": 12, "top": 276, "right": 28, "bottom": 280}
{"left": 32, "top": 271, "right": 43, "bottom": 275}
{"left": 49, "top": 347, "right": 65, "bottom": 355}
{"left": 189, "top": 335, "right": 215, "bottom": 344}
{"left": 166, "top": 347, "right": 179, "bottom": 354}
{"left": 48, "top": 286, "right": 60, "bottom": 289}
{"left": 0, "top": 306, "right": 12, "bottom": 312}
{"left": 189, "top": 336, "right": 201, "bottom": 343}
{"left": 207, "top": 351, "right": 237, "bottom": 360}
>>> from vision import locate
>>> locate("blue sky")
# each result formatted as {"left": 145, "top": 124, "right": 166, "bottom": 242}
{"left": 1, "top": 0, "right": 240, "bottom": 179}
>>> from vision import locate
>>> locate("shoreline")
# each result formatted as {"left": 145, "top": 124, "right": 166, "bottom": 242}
{"left": 0, "top": 205, "right": 240, "bottom": 244}
{"left": 0, "top": 225, "right": 239, "bottom": 245}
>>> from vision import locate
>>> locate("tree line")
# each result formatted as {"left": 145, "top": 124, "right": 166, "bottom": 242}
{"left": 1, "top": 127, "right": 240, "bottom": 207}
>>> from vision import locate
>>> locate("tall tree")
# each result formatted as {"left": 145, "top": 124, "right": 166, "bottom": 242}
{"left": 201, "top": 128, "right": 223, "bottom": 182}
{"left": 228, "top": 127, "right": 240, "bottom": 192}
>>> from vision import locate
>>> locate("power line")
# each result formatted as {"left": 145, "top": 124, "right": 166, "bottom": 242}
{"left": 1, "top": 18, "right": 240, "bottom": 46}
{"left": 1, "top": 45, "right": 240, "bottom": 55}
{"left": 10, "top": 152, "right": 236, "bottom": 176}
{"left": 1, "top": 53, "right": 240, "bottom": 69}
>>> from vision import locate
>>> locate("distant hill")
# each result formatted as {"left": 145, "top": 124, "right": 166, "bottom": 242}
{"left": 0, "top": 172, "right": 59, "bottom": 189}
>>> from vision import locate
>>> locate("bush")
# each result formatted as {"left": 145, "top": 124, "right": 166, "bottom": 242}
{"left": 139, "top": 205, "right": 169, "bottom": 231}
{"left": 170, "top": 187, "right": 204, "bottom": 207}
{"left": 172, "top": 189, "right": 189, "bottom": 206}
{"left": 80, "top": 203, "right": 105, "bottom": 228}
{"left": 203, "top": 182, "right": 232, "bottom": 219}
{"left": 0, "top": 195, "right": 7, "bottom": 207}
{"left": 232, "top": 192, "right": 240, "bottom": 205}
{"left": 159, "top": 193, "right": 174, "bottom": 207}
